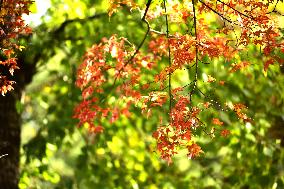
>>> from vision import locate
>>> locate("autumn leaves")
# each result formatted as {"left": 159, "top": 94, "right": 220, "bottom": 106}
{"left": 74, "top": 0, "right": 283, "bottom": 164}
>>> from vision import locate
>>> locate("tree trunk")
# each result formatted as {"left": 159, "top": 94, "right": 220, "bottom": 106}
{"left": 0, "top": 54, "right": 36, "bottom": 188}
{"left": 0, "top": 91, "right": 21, "bottom": 189}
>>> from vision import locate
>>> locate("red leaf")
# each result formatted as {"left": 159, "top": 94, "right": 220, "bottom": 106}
{"left": 221, "top": 129, "right": 230, "bottom": 137}
{"left": 219, "top": 80, "right": 225, "bottom": 85}
{"left": 229, "top": 61, "right": 250, "bottom": 73}
{"left": 89, "top": 125, "right": 104, "bottom": 133}
{"left": 212, "top": 118, "right": 223, "bottom": 126}
{"left": 263, "top": 46, "right": 272, "bottom": 55}
{"left": 187, "top": 143, "right": 203, "bottom": 159}
{"left": 264, "top": 59, "right": 274, "bottom": 72}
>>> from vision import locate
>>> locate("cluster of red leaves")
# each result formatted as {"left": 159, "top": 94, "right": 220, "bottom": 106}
{"left": 148, "top": 35, "right": 168, "bottom": 56}
{"left": 152, "top": 96, "right": 204, "bottom": 164}
{"left": 220, "top": 1, "right": 283, "bottom": 70}
{"left": 74, "top": 35, "right": 159, "bottom": 133}
{"left": 212, "top": 117, "right": 230, "bottom": 137}
{"left": 232, "top": 103, "right": 251, "bottom": 122}
{"left": 74, "top": 0, "right": 283, "bottom": 164}
{"left": 170, "top": 34, "right": 195, "bottom": 68}
{"left": 0, "top": 0, "right": 33, "bottom": 95}
{"left": 199, "top": 0, "right": 284, "bottom": 71}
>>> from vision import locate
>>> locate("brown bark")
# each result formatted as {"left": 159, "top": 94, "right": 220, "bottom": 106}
{"left": 0, "top": 91, "right": 21, "bottom": 189}
{"left": 0, "top": 54, "right": 35, "bottom": 188}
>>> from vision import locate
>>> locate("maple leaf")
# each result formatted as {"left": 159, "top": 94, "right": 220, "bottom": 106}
{"left": 3, "top": 49, "right": 14, "bottom": 57}
{"left": 141, "top": 83, "right": 150, "bottom": 90}
{"left": 206, "top": 75, "right": 216, "bottom": 82}
{"left": 229, "top": 61, "right": 250, "bottom": 73}
{"left": 231, "top": 103, "right": 252, "bottom": 122}
{"left": 172, "top": 87, "right": 183, "bottom": 94}
{"left": 187, "top": 143, "right": 203, "bottom": 159}
{"left": 203, "top": 102, "right": 210, "bottom": 108}
{"left": 182, "top": 130, "right": 191, "bottom": 141}
{"left": 221, "top": 129, "right": 230, "bottom": 137}
{"left": 264, "top": 59, "right": 274, "bottom": 72}
{"left": 219, "top": 80, "right": 225, "bottom": 85}
{"left": 82, "top": 86, "right": 94, "bottom": 99}
{"left": 263, "top": 46, "right": 272, "bottom": 55}
{"left": 212, "top": 118, "right": 224, "bottom": 126}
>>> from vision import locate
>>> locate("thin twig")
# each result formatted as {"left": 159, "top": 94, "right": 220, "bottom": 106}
{"left": 190, "top": 0, "right": 199, "bottom": 103}
{"left": 266, "top": 0, "right": 284, "bottom": 16}
{"left": 163, "top": 0, "right": 172, "bottom": 123}
{"left": 216, "top": 0, "right": 254, "bottom": 20}
{"left": 195, "top": 117, "right": 213, "bottom": 137}
{"left": 199, "top": 0, "right": 234, "bottom": 24}
{"left": 150, "top": 28, "right": 166, "bottom": 35}
{"left": 272, "top": 0, "right": 280, "bottom": 12}
{"left": 185, "top": 62, "right": 198, "bottom": 70}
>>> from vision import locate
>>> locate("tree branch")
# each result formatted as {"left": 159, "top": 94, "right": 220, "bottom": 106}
{"left": 142, "top": 0, "right": 152, "bottom": 20}
{"left": 266, "top": 0, "right": 284, "bottom": 16}
{"left": 53, "top": 13, "right": 108, "bottom": 35}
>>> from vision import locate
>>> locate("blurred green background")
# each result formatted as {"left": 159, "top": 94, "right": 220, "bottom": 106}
{"left": 19, "top": 0, "right": 284, "bottom": 188}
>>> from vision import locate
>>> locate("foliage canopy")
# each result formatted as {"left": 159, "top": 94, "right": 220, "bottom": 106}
{"left": 74, "top": 0, "right": 284, "bottom": 164}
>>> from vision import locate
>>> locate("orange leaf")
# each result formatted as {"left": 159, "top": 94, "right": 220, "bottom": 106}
{"left": 221, "top": 129, "right": 230, "bottom": 137}
{"left": 187, "top": 143, "right": 203, "bottom": 159}
{"left": 264, "top": 59, "right": 274, "bottom": 72}
{"left": 219, "top": 80, "right": 225, "bottom": 85}
{"left": 207, "top": 75, "right": 216, "bottom": 82}
{"left": 212, "top": 118, "right": 223, "bottom": 126}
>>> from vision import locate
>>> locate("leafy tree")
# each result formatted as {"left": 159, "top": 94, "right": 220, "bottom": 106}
{"left": 0, "top": 0, "right": 33, "bottom": 188}
{"left": 0, "top": 0, "right": 283, "bottom": 189}
{"left": 0, "top": 0, "right": 32, "bottom": 95}
{"left": 74, "top": 0, "right": 284, "bottom": 163}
